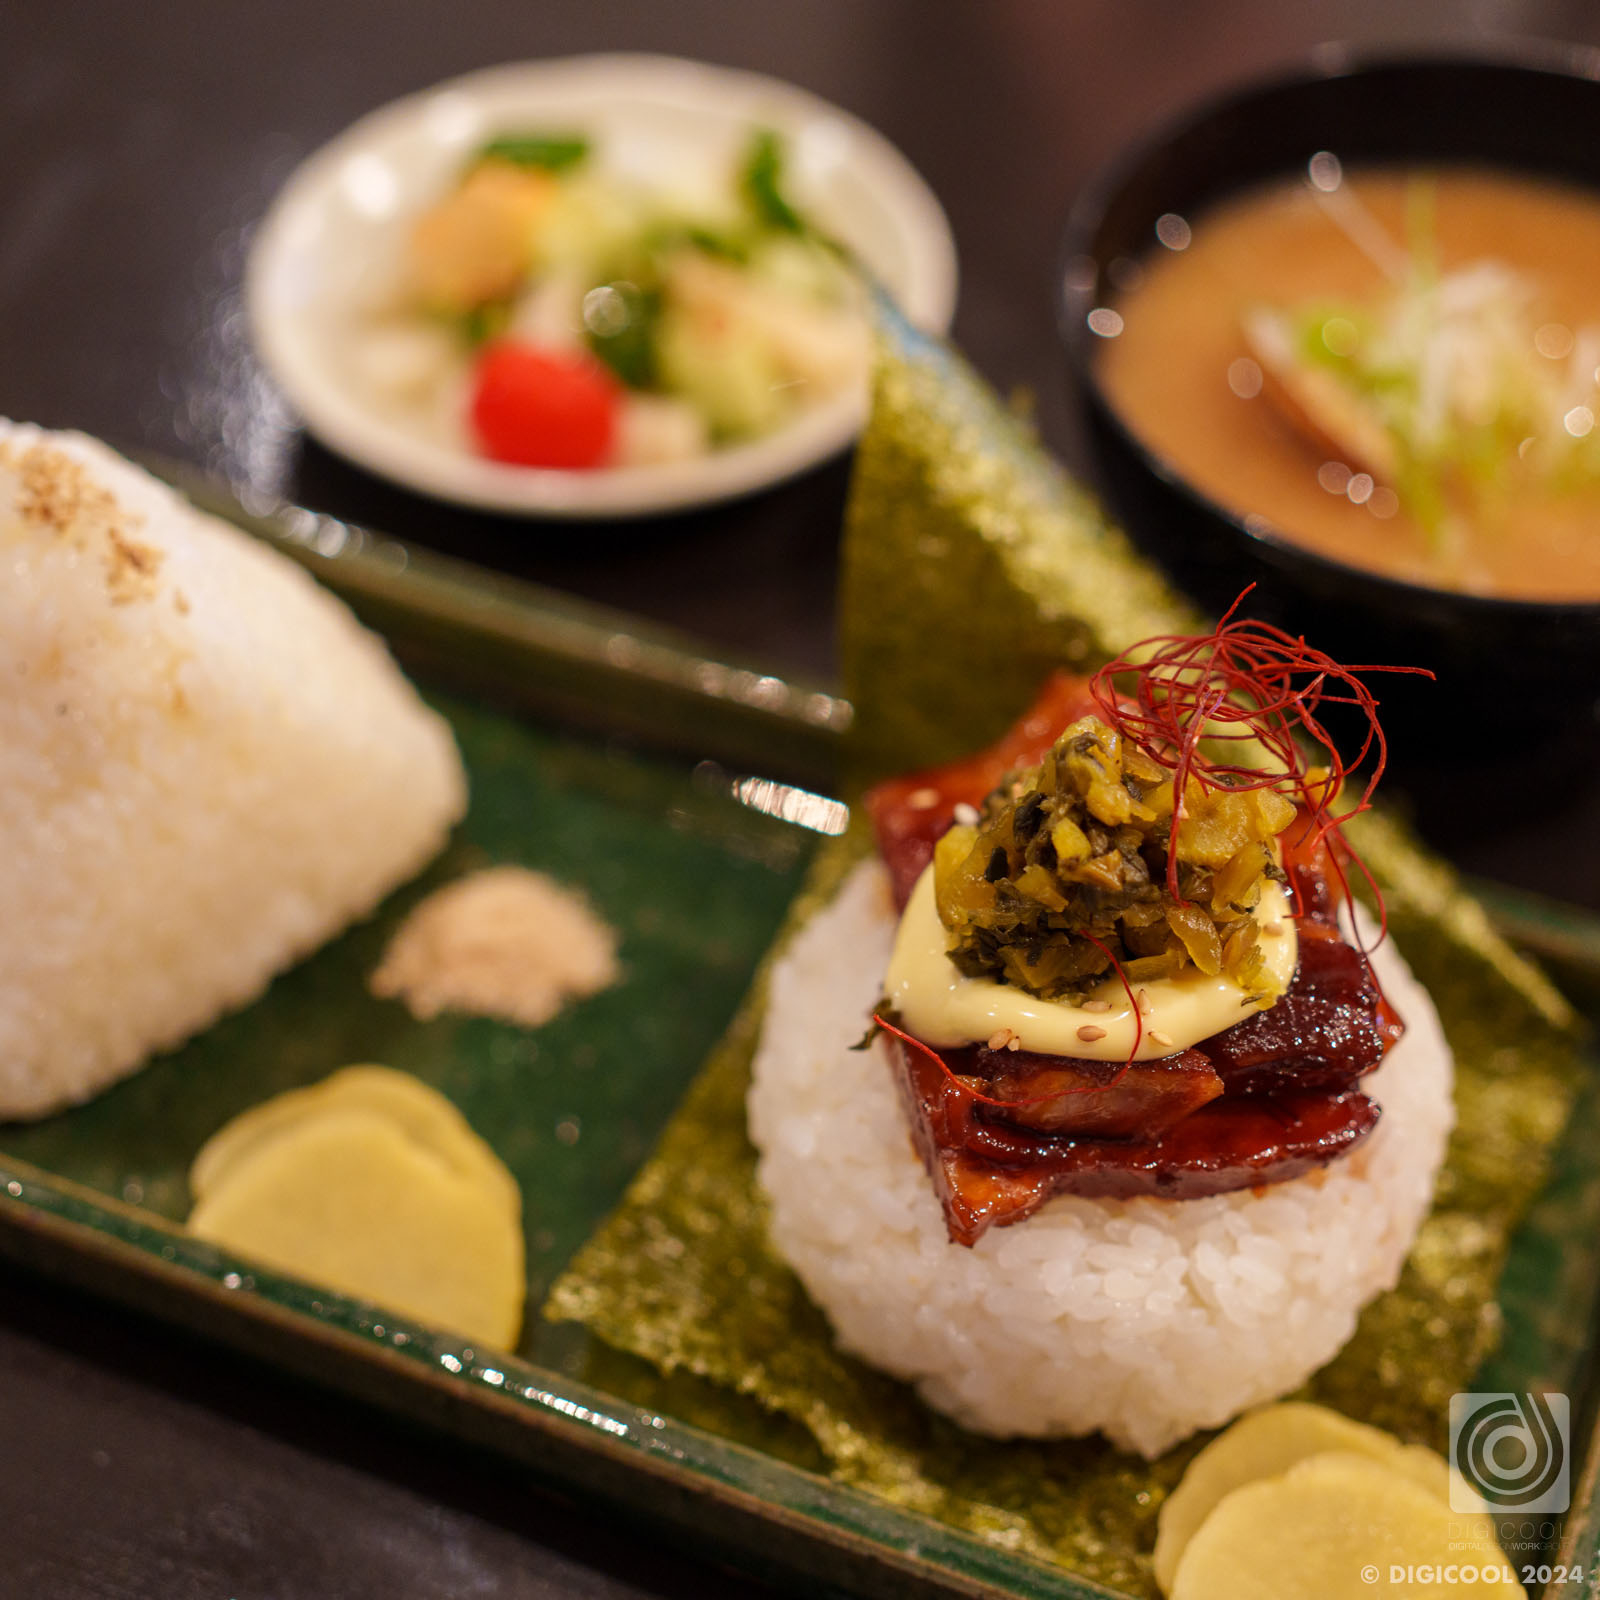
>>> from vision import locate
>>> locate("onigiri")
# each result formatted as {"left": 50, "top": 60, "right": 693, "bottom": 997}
{"left": 0, "top": 422, "right": 467, "bottom": 1119}
{"left": 748, "top": 860, "right": 1454, "bottom": 1458}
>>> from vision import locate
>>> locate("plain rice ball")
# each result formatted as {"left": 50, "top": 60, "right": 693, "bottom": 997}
{"left": 0, "top": 422, "right": 467, "bottom": 1118}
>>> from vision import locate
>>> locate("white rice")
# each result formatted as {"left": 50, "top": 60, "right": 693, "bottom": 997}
{"left": 0, "top": 423, "right": 468, "bottom": 1119}
{"left": 749, "top": 860, "right": 1454, "bottom": 1458}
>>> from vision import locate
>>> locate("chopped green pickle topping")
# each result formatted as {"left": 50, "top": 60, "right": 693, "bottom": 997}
{"left": 932, "top": 716, "right": 1296, "bottom": 1003}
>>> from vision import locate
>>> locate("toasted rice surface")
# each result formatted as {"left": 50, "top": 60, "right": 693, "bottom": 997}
{"left": 749, "top": 860, "right": 1454, "bottom": 1457}
{"left": 0, "top": 422, "right": 467, "bottom": 1118}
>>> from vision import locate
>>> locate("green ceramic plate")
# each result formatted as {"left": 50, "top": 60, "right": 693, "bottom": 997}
{"left": 3, "top": 472, "right": 1600, "bottom": 1600}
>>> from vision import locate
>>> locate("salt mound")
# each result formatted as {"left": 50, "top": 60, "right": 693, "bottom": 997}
{"left": 0, "top": 422, "right": 467, "bottom": 1118}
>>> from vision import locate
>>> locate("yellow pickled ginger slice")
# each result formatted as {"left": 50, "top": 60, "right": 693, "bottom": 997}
{"left": 1169, "top": 1450, "right": 1521, "bottom": 1599}
{"left": 190, "top": 1064, "right": 520, "bottom": 1221}
{"left": 1154, "top": 1402, "right": 1467, "bottom": 1591}
{"left": 189, "top": 1091, "right": 524, "bottom": 1349}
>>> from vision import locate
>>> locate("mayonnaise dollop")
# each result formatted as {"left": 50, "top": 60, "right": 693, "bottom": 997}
{"left": 883, "top": 864, "right": 1298, "bottom": 1061}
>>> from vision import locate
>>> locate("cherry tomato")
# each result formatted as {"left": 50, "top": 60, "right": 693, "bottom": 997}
{"left": 469, "top": 342, "right": 619, "bottom": 469}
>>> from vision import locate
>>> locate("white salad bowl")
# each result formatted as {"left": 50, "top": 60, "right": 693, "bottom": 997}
{"left": 247, "top": 53, "right": 958, "bottom": 518}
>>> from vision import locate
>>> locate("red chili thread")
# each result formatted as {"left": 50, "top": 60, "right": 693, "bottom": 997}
{"left": 1086, "top": 586, "right": 1432, "bottom": 956}
{"left": 1078, "top": 929, "right": 1145, "bottom": 1061}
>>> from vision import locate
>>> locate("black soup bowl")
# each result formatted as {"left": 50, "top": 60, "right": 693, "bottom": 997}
{"left": 1058, "top": 47, "right": 1600, "bottom": 756}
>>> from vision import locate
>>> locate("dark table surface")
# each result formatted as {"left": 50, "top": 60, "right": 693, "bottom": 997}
{"left": 6, "top": 3, "right": 1600, "bottom": 1596}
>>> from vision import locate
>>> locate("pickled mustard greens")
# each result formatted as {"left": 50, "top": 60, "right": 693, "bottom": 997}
{"left": 933, "top": 715, "right": 1295, "bottom": 1001}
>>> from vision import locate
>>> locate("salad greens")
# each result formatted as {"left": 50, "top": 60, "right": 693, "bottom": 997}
{"left": 474, "top": 132, "right": 591, "bottom": 173}
{"left": 585, "top": 280, "right": 661, "bottom": 390}
{"left": 383, "top": 122, "right": 868, "bottom": 466}
{"left": 740, "top": 128, "right": 807, "bottom": 235}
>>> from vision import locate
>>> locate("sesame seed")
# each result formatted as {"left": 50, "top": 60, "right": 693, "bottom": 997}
{"left": 1149, "top": 1030, "right": 1174, "bottom": 1048}
{"left": 1007, "top": 1035, "right": 1021, "bottom": 1050}
{"left": 1136, "top": 989, "right": 1151, "bottom": 1015}
{"left": 952, "top": 802, "right": 980, "bottom": 826}
{"left": 1076, "top": 1024, "right": 1107, "bottom": 1042}
{"left": 1262, "top": 920, "right": 1284, "bottom": 935}
{"left": 987, "top": 1028, "right": 1014, "bottom": 1051}
{"left": 1081, "top": 999, "right": 1112, "bottom": 1013}
{"left": 907, "top": 786, "right": 939, "bottom": 810}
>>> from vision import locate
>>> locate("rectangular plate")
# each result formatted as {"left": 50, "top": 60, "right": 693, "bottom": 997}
{"left": 4, "top": 472, "right": 1600, "bottom": 1600}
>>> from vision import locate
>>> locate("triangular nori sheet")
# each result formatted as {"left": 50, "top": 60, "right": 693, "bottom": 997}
{"left": 546, "top": 302, "right": 1583, "bottom": 1596}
